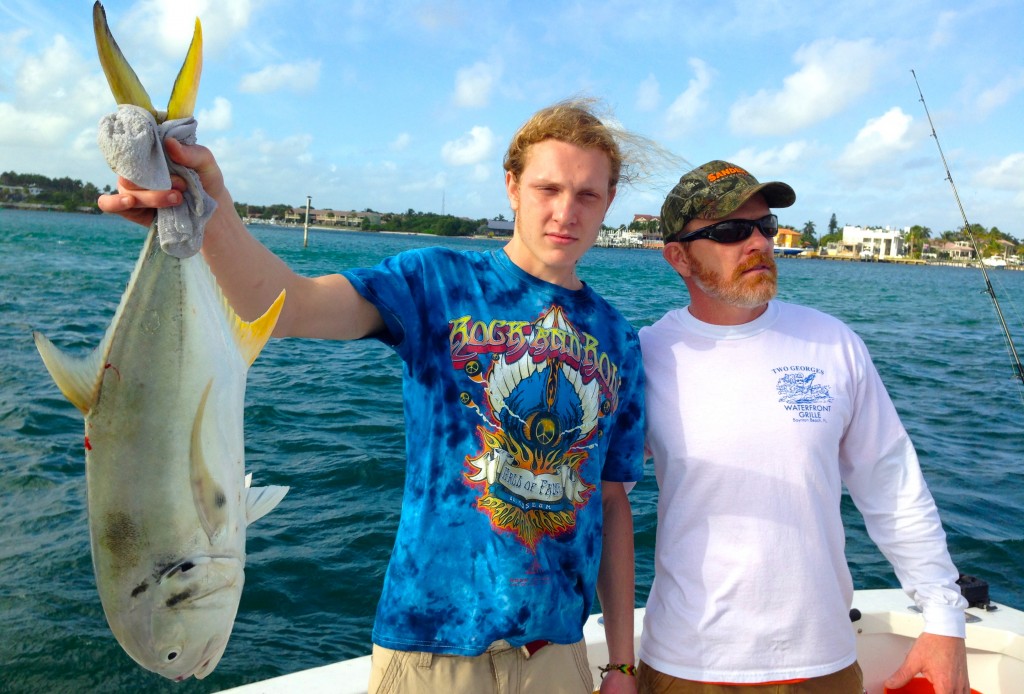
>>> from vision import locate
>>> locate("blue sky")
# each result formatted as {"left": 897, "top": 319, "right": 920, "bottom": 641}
{"left": 2, "top": 0, "right": 1022, "bottom": 237}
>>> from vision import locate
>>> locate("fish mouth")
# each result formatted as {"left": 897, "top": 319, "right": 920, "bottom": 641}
{"left": 175, "top": 635, "right": 227, "bottom": 681}
{"left": 147, "top": 558, "right": 241, "bottom": 681}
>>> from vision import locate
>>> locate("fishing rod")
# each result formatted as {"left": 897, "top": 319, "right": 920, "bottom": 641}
{"left": 911, "top": 69, "right": 1024, "bottom": 387}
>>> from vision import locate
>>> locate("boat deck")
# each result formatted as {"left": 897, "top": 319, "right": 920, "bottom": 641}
{"left": 218, "top": 589, "right": 1024, "bottom": 694}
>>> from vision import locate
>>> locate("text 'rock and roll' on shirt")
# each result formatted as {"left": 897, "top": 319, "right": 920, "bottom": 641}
{"left": 344, "top": 246, "right": 645, "bottom": 656}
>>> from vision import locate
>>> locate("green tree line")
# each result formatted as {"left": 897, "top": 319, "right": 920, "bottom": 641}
{"left": 2, "top": 173, "right": 490, "bottom": 237}
{"left": 806, "top": 212, "right": 1018, "bottom": 260}
{"left": 380, "top": 209, "right": 486, "bottom": 236}
{"left": 234, "top": 202, "right": 294, "bottom": 221}
{"left": 235, "top": 201, "right": 489, "bottom": 237}
{"left": 1, "top": 171, "right": 110, "bottom": 212}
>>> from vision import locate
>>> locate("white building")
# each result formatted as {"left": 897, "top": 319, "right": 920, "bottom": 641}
{"left": 597, "top": 226, "right": 644, "bottom": 248}
{"left": 841, "top": 225, "right": 908, "bottom": 259}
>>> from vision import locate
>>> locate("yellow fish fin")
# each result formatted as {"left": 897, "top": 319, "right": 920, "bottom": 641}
{"left": 32, "top": 331, "right": 105, "bottom": 414}
{"left": 231, "top": 290, "right": 286, "bottom": 367}
{"left": 166, "top": 17, "right": 203, "bottom": 120}
{"left": 92, "top": 1, "right": 157, "bottom": 116}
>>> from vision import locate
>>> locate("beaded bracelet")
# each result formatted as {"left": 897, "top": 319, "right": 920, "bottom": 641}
{"left": 599, "top": 663, "right": 637, "bottom": 678}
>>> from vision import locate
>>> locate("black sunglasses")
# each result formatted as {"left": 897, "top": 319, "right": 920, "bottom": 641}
{"left": 669, "top": 214, "right": 779, "bottom": 244}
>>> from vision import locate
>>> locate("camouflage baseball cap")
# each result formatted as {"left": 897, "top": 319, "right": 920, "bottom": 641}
{"left": 660, "top": 160, "right": 796, "bottom": 241}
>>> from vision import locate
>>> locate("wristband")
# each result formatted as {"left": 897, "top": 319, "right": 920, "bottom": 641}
{"left": 599, "top": 663, "right": 637, "bottom": 678}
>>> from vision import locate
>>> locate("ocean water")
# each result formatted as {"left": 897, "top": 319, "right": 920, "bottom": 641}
{"left": 2, "top": 208, "right": 1022, "bottom": 693}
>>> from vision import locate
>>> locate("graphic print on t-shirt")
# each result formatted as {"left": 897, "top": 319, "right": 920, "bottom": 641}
{"left": 449, "top": 305, "right": 620, "bottom": 549}
{"left": 773, "top": 365, "right": 834, "bottom": 423}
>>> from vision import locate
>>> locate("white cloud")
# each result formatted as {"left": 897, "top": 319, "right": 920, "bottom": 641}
{"left": 399, "top": 171, "right": 447, "bottom": 193}
{"left": 390, "top": 132, "right": 411, "bottom": 151}
{"left": 197, "top": 96, "right": 232, "bottom": 130}
{"left": 17, "top": 35, "right": 80, "bottom": 100}
{"left": 471, "top": 163, "right": 490, "bottom": 182}
{"left": 929, "top": 10, "right": 958, "bottom": 50}
{"left": 836, "top": 107, "right": 913, "bottom": 169}
{"left": 0, "top": 28, "right": 31, "bottom": 68}
{"left": 975, "top": 154, "right": 1024, "bottom": 219}
{"left": 453, "top": 61, "right": 501, "bottom": 108}
{"left": 975, "top": 70, "right": 1024, "bottom": 119}
{"left": 120, "top": 0, "right": 254, "bottom": 57}
{"left": 441, "top": 126, "right": 495, "bottom": 166}
{"left": 205, "top": 129, "right": 318, "bottom": 204}
{"left": 730, "top": 141, "right": 811, "bottom": 175}
{"left": 635, "top": 74, "right": 660, "bottom": 112}
{"left": 0, "top": 32, "right": 109, "bottom": 148}
{"left": 238, "top": 60, "right": 321, "bottom": 94}
{"left": 0, "top": 102, "right": 75, "bottom": 146}
{"left": 664, "top": 58, "right": 712, "bottom": 136}
{"left": 976, "top": 153, "right": 1024, "bottom": 190}
{"left": 729, "top": 38, "right": 885, "bottom": 136}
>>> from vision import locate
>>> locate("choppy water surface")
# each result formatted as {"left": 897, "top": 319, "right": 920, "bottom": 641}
{"left": 2, "top": 209, "right": 1022, "bottom": 692}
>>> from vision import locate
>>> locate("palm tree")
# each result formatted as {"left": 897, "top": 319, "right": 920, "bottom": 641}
{"left": 905, "top": 225, "right": 931, "bottom": 259}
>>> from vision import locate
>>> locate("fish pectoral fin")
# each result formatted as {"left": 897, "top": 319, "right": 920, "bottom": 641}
{"left": 231, "top": 290, "right": 286, "bottom": 367}
{"left": 92, "top": 1, "right": 157, "bottom": 117}
{"left": 245, "top": 484, "right": 289, "bottom": 525}
{"left": 32, "top": 331, "right": 103, "bottom": 414}
{"left": 191, "top": 379, "right": 228, "bottom": 542}
{"left": 166, "top": 17, "right": 202, "bottom": 120}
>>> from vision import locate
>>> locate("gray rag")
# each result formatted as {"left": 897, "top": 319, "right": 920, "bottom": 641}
{"left": 97, "top": 104, "right": 217, "bottom": 259}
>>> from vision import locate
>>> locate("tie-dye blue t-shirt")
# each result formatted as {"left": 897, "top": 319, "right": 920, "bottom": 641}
{"left": 343, "top": 246, "right": 644, "bottom": 656}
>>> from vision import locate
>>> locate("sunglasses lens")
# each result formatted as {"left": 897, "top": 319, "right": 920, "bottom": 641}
{"left": 711, "top": 221, "right": 756, "bottom": 243}
{"left": 714, "top": 216, "right": 779, "bottom": 241}
{"left": 675, "top": 215, "right": 779, "bottom": 243}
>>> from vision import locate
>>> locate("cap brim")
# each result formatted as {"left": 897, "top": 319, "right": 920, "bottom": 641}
{"left": 701, "top": 180, "right": 796, "bottom": 222}
{"left": 753, "top": 181, "right": 796, "bottom": 209}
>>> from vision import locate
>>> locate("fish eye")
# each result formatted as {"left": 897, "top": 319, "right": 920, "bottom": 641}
{"left": 167, "top": 651, "right": 179, "bottom": 661}
{"left": 164, "top": 560, "right": 196, "bottom": 579}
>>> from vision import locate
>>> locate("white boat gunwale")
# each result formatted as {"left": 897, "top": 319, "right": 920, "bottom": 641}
{"left": 217, "top": 588, "right": 1024, "bottom": 694}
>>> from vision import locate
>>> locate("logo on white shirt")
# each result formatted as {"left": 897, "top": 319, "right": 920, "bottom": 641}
{"left": 774, "top": 367, "right": 833, "bottom": 423}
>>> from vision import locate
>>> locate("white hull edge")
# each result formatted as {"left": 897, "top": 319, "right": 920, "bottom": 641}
{"left": 218, "top": 588, "right": 1024, "bottom": 694}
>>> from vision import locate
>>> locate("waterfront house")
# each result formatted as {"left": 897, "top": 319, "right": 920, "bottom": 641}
{"left": 284, "top": 207, "right": 381, "bottom": 228}
{"left": 631, "top": 214, "right": 662, "bottom": 247}
{"left": 934, "top": 240, "right": 975, "bottom": 261}
{"left": 824, "top": 240, "right": 861, "bottom": 258}
{"left": 0, "top": 184, "right": 43, "bottom": 197}
{"left": 840, "top": 224, "right": 907, "bottom": 259}
{"left": 994, "top": 239, "right": 1017, "bottom": 263}
{"left": 597, "top": 226, "right": 644, "bottom": 248}
{"left": 481, "top": 219, "right": 515, "bottom": 237}
{"left": 776, "top": 227, "right": 801, "bottom": 251}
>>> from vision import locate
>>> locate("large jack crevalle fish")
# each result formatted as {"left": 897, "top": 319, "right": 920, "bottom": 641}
{"left": 32, "top": 2, "right": 288, "bottom": 681}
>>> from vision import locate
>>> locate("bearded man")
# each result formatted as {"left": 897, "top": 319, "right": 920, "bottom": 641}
{"left": 636, "top": 161, "right": 970, "bottom": 694}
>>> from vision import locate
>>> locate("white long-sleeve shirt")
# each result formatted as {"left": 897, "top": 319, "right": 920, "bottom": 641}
{"left": 638, "top": 300, "right": 966, "bottom": 684}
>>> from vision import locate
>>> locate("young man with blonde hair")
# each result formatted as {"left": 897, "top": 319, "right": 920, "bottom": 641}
{"left": 99, "top": 100, "right": 645, "bottom": 694}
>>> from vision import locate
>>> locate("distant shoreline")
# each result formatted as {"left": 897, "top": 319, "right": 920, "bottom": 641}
{"left": 1, "top": 201, "right": 99, "bottom": 214}
{"left": 7, "top": 208, "right": 1018, "bottom": 270}
{"left": 245, "top": 219, "right": 503, "bottom": 242}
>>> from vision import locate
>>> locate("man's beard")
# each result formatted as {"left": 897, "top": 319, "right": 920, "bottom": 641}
{"left": 690, "top": 250, "right": 778, "bottom": 308}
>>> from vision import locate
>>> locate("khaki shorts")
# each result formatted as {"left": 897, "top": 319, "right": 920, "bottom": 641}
{"left": 637, "top": 660, "right": 863, "bottom": 694}
{"left": 369, "top": 638, "right": 594, "bottom": 694}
